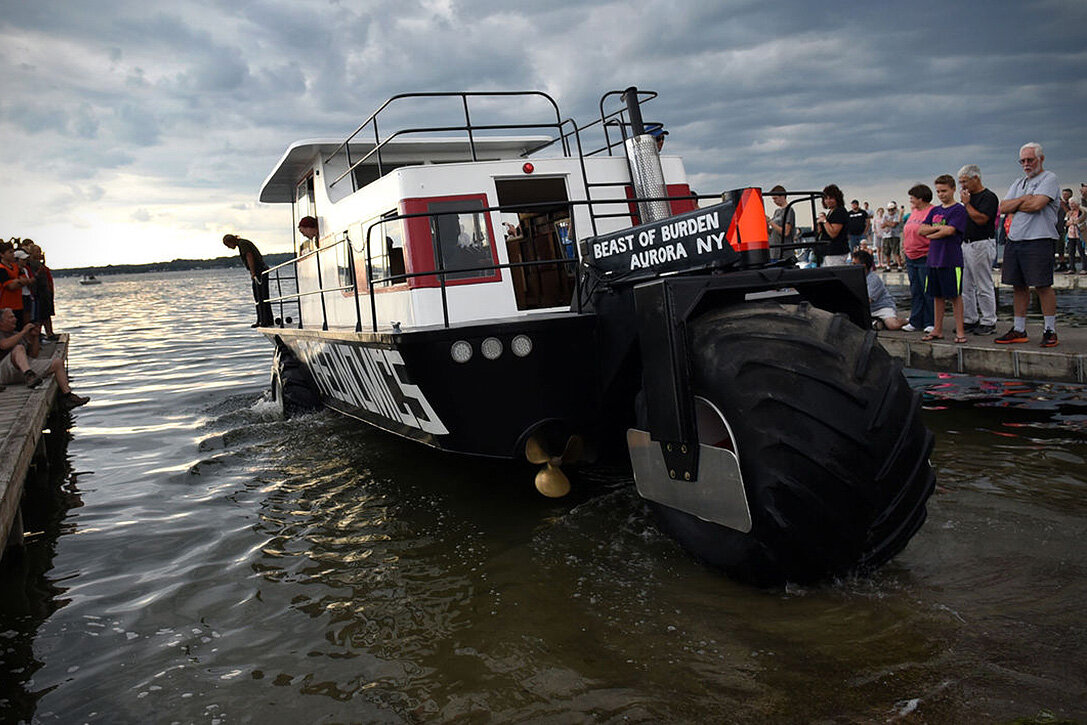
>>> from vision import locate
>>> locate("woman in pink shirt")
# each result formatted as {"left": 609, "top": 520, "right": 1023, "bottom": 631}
{"left": 901, "top": 183, "right": 935, "bottom": 332}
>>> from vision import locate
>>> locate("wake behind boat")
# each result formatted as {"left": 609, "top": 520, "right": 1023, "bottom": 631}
{"left": 251, "top": 87, "right": 935, "bottom": 586}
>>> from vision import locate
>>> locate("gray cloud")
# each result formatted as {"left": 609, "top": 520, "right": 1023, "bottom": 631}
{"left": 0, "top": 0, "right": 1084, "bottom": 265}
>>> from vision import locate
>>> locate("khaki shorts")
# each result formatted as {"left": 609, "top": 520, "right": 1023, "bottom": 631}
{"left": 0, "top": 354, "right": 53, "bottom": 385}
{"left": 881, "top": 235, "right": 902, "bottom": 258}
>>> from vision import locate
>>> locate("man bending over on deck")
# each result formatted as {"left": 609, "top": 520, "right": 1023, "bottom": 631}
{"left": 223, "top": 234, "right": 274, "bottom": 327}
{"left": 0, "top": 307, "right": 89, "bottom": 408}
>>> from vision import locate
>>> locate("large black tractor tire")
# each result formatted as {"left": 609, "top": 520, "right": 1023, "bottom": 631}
{"left": 271, "top": 343, "right": 321, "bottom": 419}
{"left": 650, "top": 302, "right": 935, "bottom": 586}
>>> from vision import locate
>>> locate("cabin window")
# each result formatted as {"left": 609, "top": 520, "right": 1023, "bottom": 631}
{"left": 401, "top": 194, "right": 501, "bottom": 288}
{"left": 374, "top": 212, "right": 407, "bottom": 286}
{"left": 295, "top": 175, "right": 316, "bottom": 253}
{"left": 334, "top": 229, "right": 354, "bottom": 290}
{"left": 429, "top": 199, "right": 495, "bottom": 281}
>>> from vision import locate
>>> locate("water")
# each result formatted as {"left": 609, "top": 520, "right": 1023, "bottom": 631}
{"left": 2, "top": 269, "right": 1085, "bottom": 723}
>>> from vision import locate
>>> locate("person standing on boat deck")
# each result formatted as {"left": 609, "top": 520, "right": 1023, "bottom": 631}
{"left": 0, "top": 241, "right": 30, "bottom": 328}
{"left": 816, "top": 184, "right": 850, "bottom": 266}
{"left": 995, "top": 142, "right": 1061, "bottom": 348}
{"left": 298, "top": 216, "right": 319, "bottom": 250}
{"left": 0, "top": 307, "right": 89, "bottom": 408}
{"left": 957, "top": 165, "right": 999, "bottom": 335}
{"left": 222, "top": 234, "right": 273, "bottom": 327}
{"left": 766, "top": 185, "right": 795, "bottom": 261}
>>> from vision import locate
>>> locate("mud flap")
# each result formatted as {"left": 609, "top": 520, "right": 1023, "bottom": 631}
{"left": 627, "top": 428, "right": 752, "bottom": 533}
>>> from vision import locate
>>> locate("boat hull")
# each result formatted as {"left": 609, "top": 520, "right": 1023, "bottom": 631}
{"left": 264, "top": 313, "right": 604, "bottom": 459}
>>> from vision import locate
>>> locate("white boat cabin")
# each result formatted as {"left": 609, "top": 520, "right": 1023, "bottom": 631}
{"left": 258, "top": 94, "right": 697, "bottom": 332}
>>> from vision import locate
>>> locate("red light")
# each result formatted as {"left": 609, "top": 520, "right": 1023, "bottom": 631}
{"left": 522, "top": 162, "right": 534, "bottom": 174}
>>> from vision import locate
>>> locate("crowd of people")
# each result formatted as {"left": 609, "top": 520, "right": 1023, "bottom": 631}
{"left": 770, "top": 142, "right": 1077, "bottom": 348}
{"left": 0, "top": 237, "right": 89, "bottom": 408}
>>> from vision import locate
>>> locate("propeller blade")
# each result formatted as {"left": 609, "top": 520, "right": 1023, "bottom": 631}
{"left": 525, "top": 436, "right": 550, "bottom": 465}
{"left": 560, "top": 434, "right": 584, "bottom": 464}
{"left": 535, "top": 463, "right": 571, "bottom": 498}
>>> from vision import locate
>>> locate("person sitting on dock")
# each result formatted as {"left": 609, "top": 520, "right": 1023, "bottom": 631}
{"left": 851, "top": 249, "right": 906, "bottom": 330}
{"left": 222, "top": 234, "right": 274, "bottom": 327}
{"left": 0, "top": 307, "right": 89, "bottom": 409}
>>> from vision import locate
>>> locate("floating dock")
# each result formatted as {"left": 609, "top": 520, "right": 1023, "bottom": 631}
{"left": 0, "top": 335, "right": 67, "bottom": 561}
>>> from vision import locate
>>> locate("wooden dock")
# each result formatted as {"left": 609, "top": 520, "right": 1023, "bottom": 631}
{"left": 0, "top": 335, "right": 67, "bottom": 561}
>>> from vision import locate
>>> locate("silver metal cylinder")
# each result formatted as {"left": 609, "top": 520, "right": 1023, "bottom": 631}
{"left": 624, "top": 134, "right": 671, "bottom": 223}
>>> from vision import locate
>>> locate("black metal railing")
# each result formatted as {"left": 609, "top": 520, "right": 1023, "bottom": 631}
{"left": 262, "top": 191, "right": 719, "bottom": 333}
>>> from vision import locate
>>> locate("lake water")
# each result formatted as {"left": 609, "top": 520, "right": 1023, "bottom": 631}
{"left": 2, "top": 269, "right": 1085, "bottom": 723}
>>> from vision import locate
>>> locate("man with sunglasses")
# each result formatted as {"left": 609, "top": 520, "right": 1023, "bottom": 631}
{"left": 996, "top": 142, "right": 1061, "bottom": 347}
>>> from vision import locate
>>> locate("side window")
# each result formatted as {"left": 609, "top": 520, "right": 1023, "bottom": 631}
{"left": 379, "top": 212, "right": 407, "bottom": 285}
{"left": 295, "top": 176, "right": 316, "bottom": 253}
{"left": 428, "top": 198, "right": 494, "bottom": 281}
{"left": 336, "top": 228, "right": 354, "bottom": 289}
{"left": 353, "top": 213, "right": 407, "bottom": 289}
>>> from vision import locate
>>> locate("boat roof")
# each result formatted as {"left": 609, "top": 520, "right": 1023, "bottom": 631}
{"left": 259, "top": 136, "right": 554, "bottom": 203}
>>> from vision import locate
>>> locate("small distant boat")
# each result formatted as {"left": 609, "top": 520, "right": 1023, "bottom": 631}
{"left": 79, "top": 274, "right": 101, "bottom": 285}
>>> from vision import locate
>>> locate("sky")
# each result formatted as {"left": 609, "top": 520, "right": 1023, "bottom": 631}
{"left": 1, "top": 0, "right": 1084, "bottom": 269}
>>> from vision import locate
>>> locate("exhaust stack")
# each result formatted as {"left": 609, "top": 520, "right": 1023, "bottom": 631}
{"left": 621, "top": 87, "right": 671, "bottom": 224}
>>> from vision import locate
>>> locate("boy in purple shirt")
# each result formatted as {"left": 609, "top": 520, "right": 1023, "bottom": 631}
{"left": 919, "top": 174, "right": 968, "bottom": 342}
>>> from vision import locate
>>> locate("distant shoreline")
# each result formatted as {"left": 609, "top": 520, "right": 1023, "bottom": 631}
{"left": 53, "top": 253, "right": 294, "bottom": 278}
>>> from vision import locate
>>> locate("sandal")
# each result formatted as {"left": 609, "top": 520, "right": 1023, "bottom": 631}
{"left": 921, "top": 332, "right": 943, "bottom": 341}
{"left": 954, "top": 335, "right": 968, "bottom": 344}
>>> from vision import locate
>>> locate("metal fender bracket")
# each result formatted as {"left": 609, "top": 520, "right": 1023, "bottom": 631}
{"left": 626, "top": 428, "right": 752, "bottom": 533}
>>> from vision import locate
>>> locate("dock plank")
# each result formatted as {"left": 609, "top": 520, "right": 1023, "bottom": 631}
{"left": 0, "top": 336, "right": 67, "bottom": 559}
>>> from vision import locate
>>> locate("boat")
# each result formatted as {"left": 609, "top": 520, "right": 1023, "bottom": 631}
{"left": 254, "top": 88, "right": 935, "bottom": 586}
{"left": 79, "top": 274, "right": 101, "bottom": 285}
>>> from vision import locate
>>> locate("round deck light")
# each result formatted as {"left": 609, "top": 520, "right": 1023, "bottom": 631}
{"left": 450, "top": 340, "right": 473, "bottom": 363}
{"left": 481, "top": 337, "right": 503, "bottom": 360}
{"left": 511, "top": 334, "right": 533, "bottom": 357}
{"left": 522, "top": 162, "right": 534, "bottom": 174}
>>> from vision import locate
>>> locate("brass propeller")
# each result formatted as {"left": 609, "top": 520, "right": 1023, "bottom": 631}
{"left": 525, "top": 435, "right": 583, "bottom": 498}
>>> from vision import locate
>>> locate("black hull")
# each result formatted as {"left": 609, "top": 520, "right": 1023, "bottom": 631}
{"left": 266, "top": 313, "right": 604, "bottom": 459}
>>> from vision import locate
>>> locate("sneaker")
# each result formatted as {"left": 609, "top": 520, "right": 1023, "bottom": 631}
{"left": 1040, "top": 330, "right": 1059, "bottom": 348}
{"left": 923, "top": 326, "right": 935, "bottom": 334}
{"left": 995, "top": 328, "right": 1029, "bottom": 344}
{"left": 901, "top": 323, "right": 917, "bottom": 332}
{"left": 24, "top": 369, "right": 43, "bottom": 388}
{"left": 963, "top": 321, "right": 979, "bottom": 333}
{"left": 974, "top": 324, "right": 996, "bottom": 335}
{"left": 60, "top": 392, "right": 90, "bottom": 410}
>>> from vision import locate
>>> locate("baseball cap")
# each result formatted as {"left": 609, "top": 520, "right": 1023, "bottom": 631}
{"left": 14, "top": 249, "right": 29, "bottom": 259}
{"left": 887, "top": 201, "right": 897, "bottom": 208}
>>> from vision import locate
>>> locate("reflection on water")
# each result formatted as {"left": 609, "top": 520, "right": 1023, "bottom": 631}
{"left": 1, "top": 270, "right": 1085, "bottom": 723}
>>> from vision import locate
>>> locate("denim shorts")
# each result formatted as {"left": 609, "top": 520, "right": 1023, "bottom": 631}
{"left": 1001, "top": 238, "right": 1055, "bottom": 287}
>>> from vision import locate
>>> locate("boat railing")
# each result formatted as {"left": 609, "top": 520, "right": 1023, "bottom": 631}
{"left": 325, "top": 91, "right": 569, "bottom": 195}
{"left": 263, "top": 192, "right": 710, "bottom": 333}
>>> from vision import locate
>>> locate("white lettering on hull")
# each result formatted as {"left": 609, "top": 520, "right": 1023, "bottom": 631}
{"left": 298, "top": 340, "right": 449, "bottom": 435}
